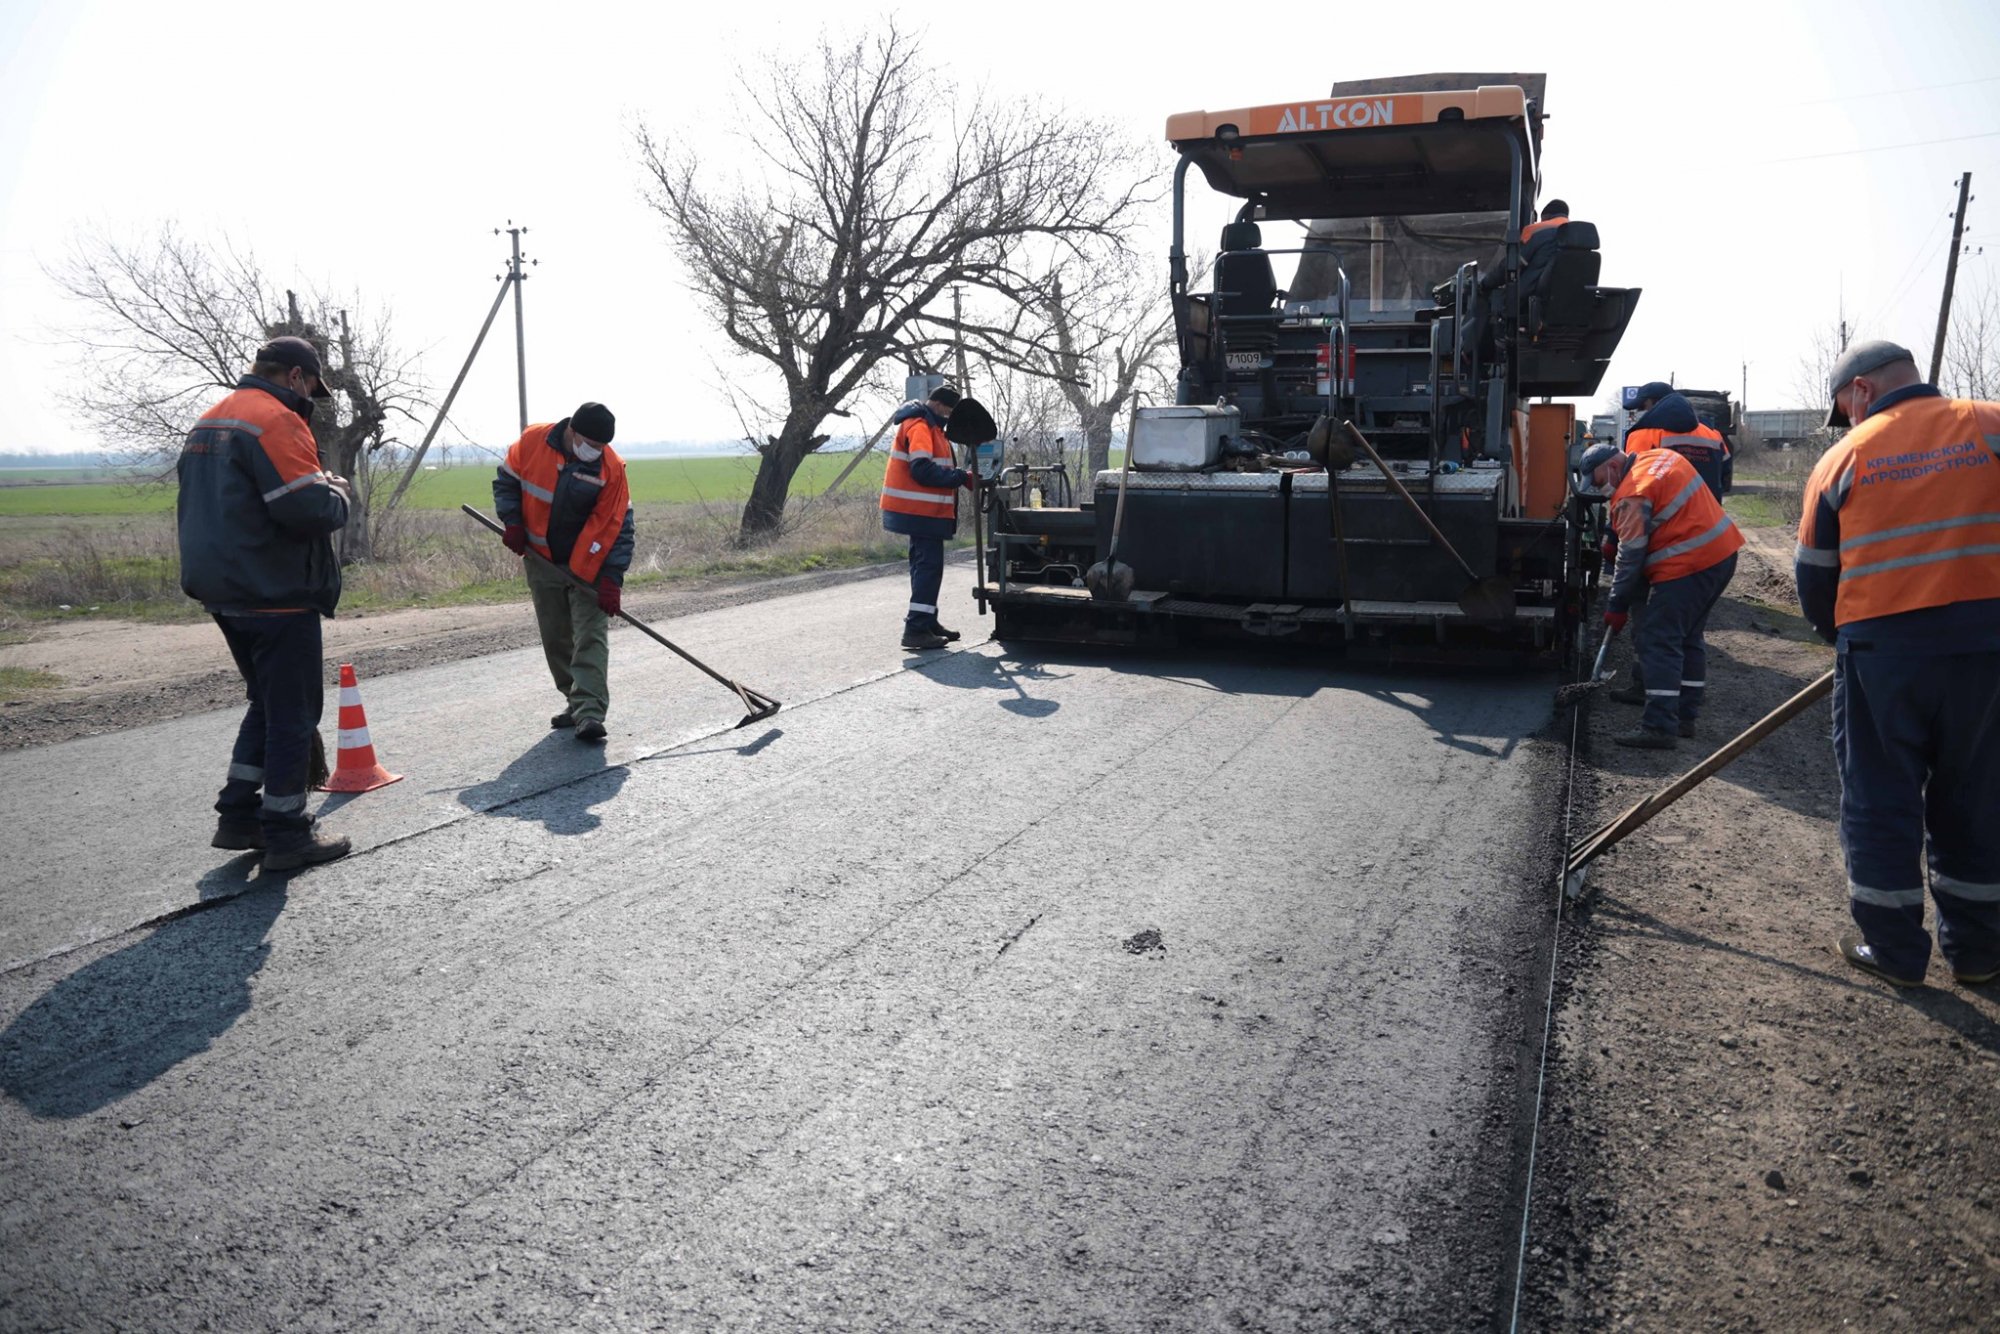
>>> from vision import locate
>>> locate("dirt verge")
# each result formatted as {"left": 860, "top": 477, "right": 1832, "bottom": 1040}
{"left": 0, "top": 561, "right": 907, "bottom": 752}
{"left": 1519, "top": 527, "right": 2000, "bottom": 1328}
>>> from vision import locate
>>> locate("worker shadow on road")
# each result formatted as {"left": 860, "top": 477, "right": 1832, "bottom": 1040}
{"left": 918, "top": 650, "right": 1069, "bottom": 719}
{"left": 1588, "top": 897, "right": 2000, "bottom": 1057}
{"left": 455, "top": 733, "right": 629, "bottom": 836}
{"left": 0, "top": 882, "right": 289, "bottom": 1119}
{"left": 1586, "top": 641, "right": 1836, "bottom": 825}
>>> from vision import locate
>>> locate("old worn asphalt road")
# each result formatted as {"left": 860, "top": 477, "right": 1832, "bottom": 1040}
{"left": 0, "top": 564, "right": 1564, "bottom": 1331}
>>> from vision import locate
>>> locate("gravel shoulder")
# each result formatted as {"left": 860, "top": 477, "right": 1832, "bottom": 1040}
{"left": 1520, "top": 525, "right": 2000, "bottom": 1328}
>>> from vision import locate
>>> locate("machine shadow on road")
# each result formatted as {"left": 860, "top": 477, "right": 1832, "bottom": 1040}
{"left": 0, "top": 883, "right": 289, "bottom": 1119}
{"left": 456, "top": 732, "right": 629, "bottom": 835}
{"left": 916, "top": 649, "right": 1070, "bottom": 718}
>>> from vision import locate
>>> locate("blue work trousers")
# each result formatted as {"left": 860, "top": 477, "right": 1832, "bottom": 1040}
{"left": 1835, "top": 647, "right": 2000, "bottom": 980}
{"left": 905, "top": 536, "right": 945, "bottom": 630}
{"left": 1638, "top": 552, "right": 1736, "bottom": 732}
{"left": 213, "top": 612, "right": 324, "bottom": 840}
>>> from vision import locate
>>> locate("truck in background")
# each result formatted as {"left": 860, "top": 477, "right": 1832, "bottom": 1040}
{"left": 1743, "top": 408, "right": 1827, "bottom": 450}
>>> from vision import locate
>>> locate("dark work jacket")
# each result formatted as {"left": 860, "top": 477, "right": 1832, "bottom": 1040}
{"left": 176, "top": 376, "right": 347, "bottom": 615}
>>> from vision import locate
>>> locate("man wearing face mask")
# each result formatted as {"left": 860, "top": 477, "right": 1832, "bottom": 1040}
{"left": 1797, "top": 339, "right": 2000, "bottom": 988}
{"left": 493, "top": 402, "right": 634, "bottom": 742}
{"left": 177, "top": 335, "right": 354, "bottom": 870}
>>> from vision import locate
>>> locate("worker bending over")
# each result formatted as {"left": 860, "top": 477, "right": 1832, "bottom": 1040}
{"left": 494, "top": 402, "right": 633, "bottom": 742}
{"left": 1579, "top": 441, "right": 1742, "bottom": 749}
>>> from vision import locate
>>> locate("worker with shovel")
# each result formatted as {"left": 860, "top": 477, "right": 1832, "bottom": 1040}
{"left": 880, "top": 385, "right": 977, "bottom": 651}
{"left": 1798, "top": 339, "right": 2000, "bottom": 988}
{"left": 493, "top": 402, "right": 633, "bottom": 742}
{"left": 1578, "top": 441, "right": 1741, "bottom": 749}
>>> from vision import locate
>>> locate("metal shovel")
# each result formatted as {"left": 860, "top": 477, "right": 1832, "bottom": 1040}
{"left": 1085, "top": 446, "right": 1136, "bottom": 601}
{"left": 1338, "top": 420, "right": 1516, "bottom": 621}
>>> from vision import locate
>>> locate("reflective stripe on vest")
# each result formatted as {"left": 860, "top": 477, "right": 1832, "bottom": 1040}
{"left": 1816, "top": 396, "right": 2000, "bottom": 625}
{"left": 502, "top": 423, "right": 628, "bottom": 584}
{"left": 880, "top": 416, "right": 957, "bottom": 520}
{"left": 1620, "top": 449, "right": 1743, "bottom": 582}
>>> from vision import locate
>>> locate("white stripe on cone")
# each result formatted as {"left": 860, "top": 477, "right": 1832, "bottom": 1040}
{"left": 338, "top": 727, "right": 372, "bottom": 750}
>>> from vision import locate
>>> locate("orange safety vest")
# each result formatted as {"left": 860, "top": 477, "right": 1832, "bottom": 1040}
{"left": 1610, "top": 447, "right": 1743, "bottom": 583}
{"left": 880, "top": 413, "right": 958, "bottom": 521}
{"left": 500, "top": 423, "right": 631, "bottom": 584}
{"left": 1799, "top": 394, "right": 2000, "bottom": 626}
{"left": 1521, "top": 215, "right": 1568, "bottom": 243}
{"left": 1622, "top": 421, "right": 1728, "bottom": 458}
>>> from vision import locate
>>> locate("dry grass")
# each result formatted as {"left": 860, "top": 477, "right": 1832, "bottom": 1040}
{"left": 0, "top": 493, "right": 912, "bottom": 624}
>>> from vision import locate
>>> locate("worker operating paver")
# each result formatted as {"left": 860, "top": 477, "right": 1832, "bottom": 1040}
{"left": 1796, "top": 339, "right": 2000, "bottom": 987}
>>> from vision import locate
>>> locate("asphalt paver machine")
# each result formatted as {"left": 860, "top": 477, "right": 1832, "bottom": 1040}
{"left": 980, "top": 73, "right": 1640, "bottom": 664}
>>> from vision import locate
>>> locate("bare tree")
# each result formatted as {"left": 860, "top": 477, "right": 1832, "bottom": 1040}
{"left": 636, "top": 21, "right": 1154, "bottom": 545}
{"left": 50, "top": 224, "right": 427, "bottom": 560}
{"left": 1941, "top": 267, "right": 2000, "bottom": 400}
{"left": 1791, "top": 317, "right": 1854, "bottom": 427}
{"left": 1005, "top": 245, "right": 1187, "bottom": 477}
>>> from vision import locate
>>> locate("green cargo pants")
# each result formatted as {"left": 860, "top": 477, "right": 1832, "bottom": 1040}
{"left": 525, "top": 557, "right": 611, "bottom": 724}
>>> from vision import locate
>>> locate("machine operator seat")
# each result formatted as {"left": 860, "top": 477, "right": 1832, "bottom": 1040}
{"left": 1215, "top": 221, "right": 1278, "bottom": 319}
{"left": 1523, "top": 220, "right": 1601, "bottom": 333}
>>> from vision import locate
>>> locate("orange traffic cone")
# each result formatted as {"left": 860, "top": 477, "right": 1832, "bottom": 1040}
{"left": 319, "top": 663, "right": 403, "bottom": 793}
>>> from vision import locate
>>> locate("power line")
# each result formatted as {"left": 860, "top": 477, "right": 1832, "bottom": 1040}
{"left": 1785, "top": 74, "right": 2000, "bottom": 107}
{"left": 1759, "top": 130, "right": 2000, "bottom": 165}
{"left": 1865, "top": 213, "right": 1953, "bottom": 330}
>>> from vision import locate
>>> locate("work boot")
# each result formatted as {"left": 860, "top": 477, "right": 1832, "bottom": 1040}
{"left": 574, "top": 719, "right": 608, "bottom": 742}
{"left": 211, "top": 817, "right": 265, "bottom": 852}
{"left": 262, "top": 829, "right": 353, "bottom": 873}
{"left": 550, "top": 711, "right": 576, "bottom": 730}
{"left": 934, "top": 624, "right": 963, "bottom": 643}
{"left": 1678, "top": 718, "right": 1697, "bottom": 739}
{"left": 1612, "top": 726, "right": 1677, "bottom": 750}
{"left": 1836, "top": 928, "right": 1923, "bottom": 987}
{"left": 901, "top": 627, "right": 949, "bottom": 651}
{"left": 1609, "top": 680, "right": 1646, "bottom": 706}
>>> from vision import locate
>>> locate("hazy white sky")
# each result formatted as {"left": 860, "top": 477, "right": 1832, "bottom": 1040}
{"left": 3, "top": 0, "right": 1999, "bottom": 456}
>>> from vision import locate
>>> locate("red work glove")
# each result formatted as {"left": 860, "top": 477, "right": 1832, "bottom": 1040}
{"left": 961, "top": 469, "right": 980, "bottom": 492}
{"left": 1599, "top": 537, "right": 1618, "bottom": 563}
{"left": 501, "top": 523, "right": 529, "bottom": 555}
{"left": 1602, "top": 609, "right": 1628, "bottom": 634}
{"left": 596, "top": 578, "right": 621, "bottom": 617}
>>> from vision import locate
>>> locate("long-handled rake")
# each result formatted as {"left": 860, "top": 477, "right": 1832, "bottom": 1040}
{"left": 462, "top": 505, "right": 781, "bottom": 729}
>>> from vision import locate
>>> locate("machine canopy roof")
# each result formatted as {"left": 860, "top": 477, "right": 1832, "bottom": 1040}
{"left": 1167, "top": 75, "right": 1545, "bottom": 221}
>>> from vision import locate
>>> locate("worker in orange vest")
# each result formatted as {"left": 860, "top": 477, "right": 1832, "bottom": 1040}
{"left": 1579, "top": 441, "right": 1743, "bottom": 748}
{"left": 1796, "top": 339, "right": 2000, "bottom": 988}
{"left": 493, "top": 402, "right": 633, "bottom": 742}
{"left": 881, "top": 385, "right": 977, "bottom": 651}
{"left": 178, "top": 336, "right": 353, "bottom": 871}
{"left": 1622, "top": 380, "right": 1731, "bottom": 498}
{"left": 1520, "top": 197, "right": 1569, "bottom": 243}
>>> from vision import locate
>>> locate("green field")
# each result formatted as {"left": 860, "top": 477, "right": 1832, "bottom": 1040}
{"left": 0, "top": 453, "right": 889, "bottom": 518}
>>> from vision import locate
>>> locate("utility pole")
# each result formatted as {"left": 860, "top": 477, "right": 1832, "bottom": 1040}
{"left": 1929, "top": 172, "right": 1973, "bottom": 384}
{"left": 952, "top": 285, "right": 968, "bottom": 388}
{"left": 1741, "top": 359, "right": 1748, "bottom": 409}
{"left": 500, "top": 221, "right": 535, "bottom": 432}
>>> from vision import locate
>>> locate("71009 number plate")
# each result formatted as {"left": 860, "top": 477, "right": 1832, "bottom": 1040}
{"left": 1226, "top": 351, "right": 1263, "bottom": 370}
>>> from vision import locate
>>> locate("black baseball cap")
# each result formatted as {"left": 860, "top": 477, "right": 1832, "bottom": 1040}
{"left": 257, "top": 336, "right": 332, "bottom": 399}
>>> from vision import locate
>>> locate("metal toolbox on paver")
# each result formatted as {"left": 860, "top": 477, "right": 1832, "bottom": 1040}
{"left": 1130, "top": 405, "right": 1238, "bottom": 471}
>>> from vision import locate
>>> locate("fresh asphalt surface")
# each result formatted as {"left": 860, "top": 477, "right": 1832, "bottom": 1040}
{"left": 0, "top": 564, "right": 1564, "bottom": 1331}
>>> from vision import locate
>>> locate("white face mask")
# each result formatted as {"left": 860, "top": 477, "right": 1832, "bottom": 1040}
{"left": 571, "top": 438, "right": 603, "bottom": 463}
